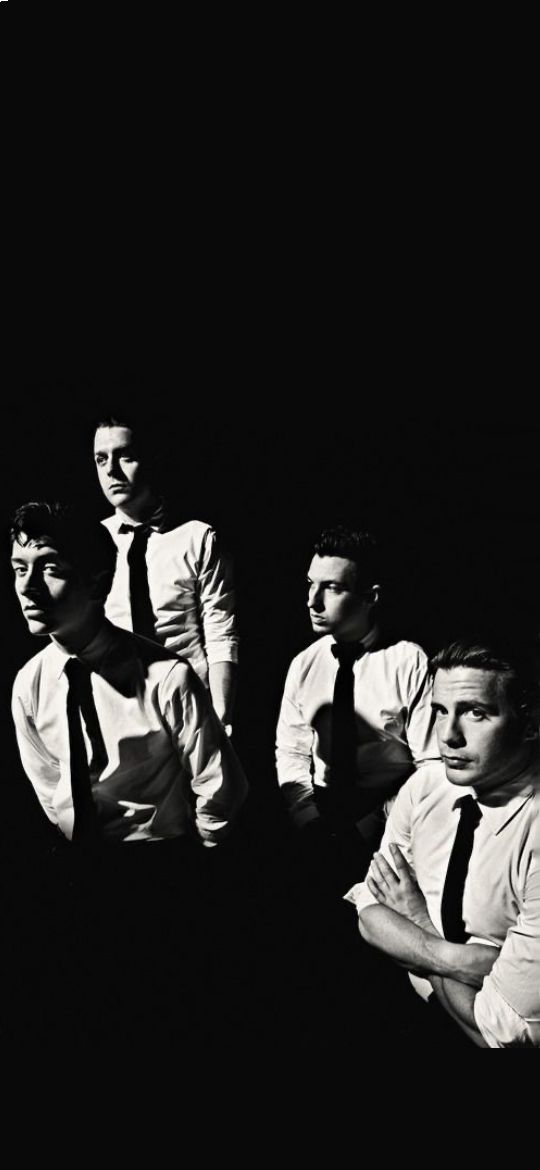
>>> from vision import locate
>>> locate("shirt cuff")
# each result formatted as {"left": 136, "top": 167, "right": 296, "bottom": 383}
{"left": 205, "top": 643, "right": 239, "bottom": 667}
{"left": 343, "top": 880, "right": 377, "bottom": 914}
{"left": 474, "top": 981, "right": 540, "bottom": 1048}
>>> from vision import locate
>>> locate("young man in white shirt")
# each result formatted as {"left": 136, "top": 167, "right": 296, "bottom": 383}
{"left": 346, "top": 634, "right": 540, "bottom": 1048}
{"left": 9, "top": 501, "right": 248, "bottom": 1043}
{"left": 276, "top": 525, "right": 439, "bottom": 888}
{"left": 93, "top": 415, "right": 238, "bottom": 732}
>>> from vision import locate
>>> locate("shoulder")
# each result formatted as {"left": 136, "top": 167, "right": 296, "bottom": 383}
{"left": 126, "top": 631, "right": 195, "bottom": 689}
{"left": 375, "top": 639, "right": 429, "bottom": 669}
{"left": 287, "top": 637, "right": 333, "bottom": 683}
{"left": 12, "top": 644, "right": 56, "bottom": 704}
{"left": 394, "top": 760, "right": 450, "bottom": 812}
{"left": 101, "top": 514, "right": 118, "bottom": 535}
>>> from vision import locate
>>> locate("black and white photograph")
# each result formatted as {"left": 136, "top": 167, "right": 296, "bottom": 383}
{"left": 2, "top": 244, "right": 539, "bottom": 1060}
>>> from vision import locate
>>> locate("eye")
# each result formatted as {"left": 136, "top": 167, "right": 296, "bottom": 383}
{"left": 467, "top": 708, "right": 487, "bottom": 721}
{"left": 13, "top": 566, "right": 27, "bottom": 577}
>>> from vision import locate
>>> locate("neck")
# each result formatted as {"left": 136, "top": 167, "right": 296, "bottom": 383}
{"left": 335, "top": 618, "right": 374, "bottom": 644}
{"left": 116, "top": 492, "right": 158, "bottom": 523}
{"left": 51, "top": 612, "right": 105, "bottom": 656}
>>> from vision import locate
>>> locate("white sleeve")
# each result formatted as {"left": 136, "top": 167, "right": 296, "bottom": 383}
{"left": 276, "top": 659, "right": 318, "bottom": 829}
{"left": 474, "top": 844, "right": 540, "bottom": 1047}
{"left": 161, "top": 663, "right": 247, "bottom": 845}
{"left": 197, "top": 528, "right": 239, "bottom": 666}
{"left": 11, "top": 682, "right": 60, "bottom": 826}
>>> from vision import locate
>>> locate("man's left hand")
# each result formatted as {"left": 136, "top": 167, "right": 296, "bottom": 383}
{"left": 366, "top": 843, "right": 435, "bottom": 932}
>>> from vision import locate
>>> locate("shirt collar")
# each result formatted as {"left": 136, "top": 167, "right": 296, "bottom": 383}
{"left": 331, "top": 623, "right": 379, "bottom": 658}
{"left": 450, "top": 758, "right": 540, "bottom": 836}
{"left": 48, "top": 620, "right": 120, "bottom": 681}
{"left": 112, "top": 499, "right": 166, "bottom": 534}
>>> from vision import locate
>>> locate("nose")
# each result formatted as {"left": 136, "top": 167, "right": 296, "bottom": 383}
{"left": 439, "top": 714, "right": 465, "bottom": 749}
{"left": 18, "top": 566, "right": 42, "bottom": 597}
{"left": 308, "top": 584, "right": 324, "bottom": 613}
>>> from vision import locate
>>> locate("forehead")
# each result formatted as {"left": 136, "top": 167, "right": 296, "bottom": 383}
{"left": 308, "top": 555, "right": 357, "bottom": 588}
{"left": 11, "top": 535, "right": 63, "bottom": 563}
{"left": 94, "top": 425, "right": 135, "bottom": 454}
{"left": 433, "top": 667, "right": 508, "bottom": 707}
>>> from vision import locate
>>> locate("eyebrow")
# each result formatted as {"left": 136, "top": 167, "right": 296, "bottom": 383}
{"left": 307, "top": 576, "right": 343, "bottom": 586}
{"left": 94, "top": 443, "right": 133, "bottom": 457}
{"left": 431, "top": 700, "right": 499, "bottom": 714}
{"left": 11, "top": 552, "right": 62, "bottom": 564}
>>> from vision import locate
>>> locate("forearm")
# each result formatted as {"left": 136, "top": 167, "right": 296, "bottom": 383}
{"left": 430, "top": 977, "right": 488, "bottom": 1047}
{"left": 208, "top": 661, "right": 237, "bottom": 725}
{"left": 358, "top": 904, "right": 492, "bottom": 986}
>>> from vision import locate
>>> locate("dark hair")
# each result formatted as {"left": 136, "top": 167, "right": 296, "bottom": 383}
{"left": 313, "top": 526, "right": 380, "bottom": 594}
{"left": 430, "top": 636, "right": 540, "bottom": 726}
{"left": 10, "top": 502, "right": 117, "bottom": 603}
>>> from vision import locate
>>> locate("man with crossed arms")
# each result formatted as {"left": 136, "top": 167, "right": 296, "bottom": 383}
{"left": 346, "top": 634, "right": 540, "bottom": 1048}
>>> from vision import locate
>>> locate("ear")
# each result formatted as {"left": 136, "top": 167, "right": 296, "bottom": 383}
{"left": 523, "top": 717, "right": 540, "bottom": 743}
{"left": 88, "top": 570, "right": 112, "bottom": 605}
{"left": 364, "top": 584, "right": 380, "bottom": 608}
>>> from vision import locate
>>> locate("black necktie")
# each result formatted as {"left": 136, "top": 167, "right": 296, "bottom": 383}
{"left": 440, "top": 795, "right": 482, "bottom": 943}
{"left": 65, "top": 659, "right": 102, "bottom": 842}
{"left": 124, "top": 525, "right": 156, "bottom": 640}
{"left": 330, "top": 642, "right": 365, "bottom": 789}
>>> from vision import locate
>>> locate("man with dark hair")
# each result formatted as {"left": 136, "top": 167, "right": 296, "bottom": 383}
{"left": 345, "top": 634, "right": 540, "bottom": 1047}
{"left": 9, "top": 500, "right": 248, "bottom": 1040}
{"left": 93, "top": 415, "right": 238, "bottom": 732}
{"left": 276, "top": 525, "right": 439, "bottom": 884}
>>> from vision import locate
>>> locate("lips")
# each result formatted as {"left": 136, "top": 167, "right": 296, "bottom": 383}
{"left": 443, "top": 756, "right": 470, "bottom": 768}
{"left": 24, "top": 608, "right": 47, "bottom": 619}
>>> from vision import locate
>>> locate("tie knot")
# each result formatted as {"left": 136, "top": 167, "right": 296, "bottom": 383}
{"left": 331, "top": 642, "right": 365, "bottom": 668}
{"left": 64, "top": 657, "right": 92, "bottom": 700}
{"left": 455, "top": 794, "right": 482, "bottom": 827}
{"left": 120, "top": 523, "right": 151, "bottom": 539}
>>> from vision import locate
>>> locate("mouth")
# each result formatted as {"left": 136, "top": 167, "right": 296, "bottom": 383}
{"left": 443, "top": 756, "right": 471, "bottom": 769}
{"left": 109, "top": 484, "right": 129, "bottom": 492}
{"left": 24, "top": 608, "right": 48, "bottom": 619}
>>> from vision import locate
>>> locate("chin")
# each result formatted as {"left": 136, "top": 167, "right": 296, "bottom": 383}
{"left": 444, "top": 767, "right": 477, "bottom": 786}
{"left": 26, "top": 621, "right": 52, "bottom": 637}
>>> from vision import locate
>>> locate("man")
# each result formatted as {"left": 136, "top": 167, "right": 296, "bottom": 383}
{"left": 9, "top": 501, "right": 248, "bottom": 1041}
{"left": 93, "top": 415, "right": 238, "bottom": 730}
{"left": 276, "top": 525, "right": 439, "bottom": 884}
{"left": 345, "top": 635, "right": 540, "bottom": 1048}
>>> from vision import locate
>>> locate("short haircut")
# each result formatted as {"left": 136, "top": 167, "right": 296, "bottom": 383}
{"left": 430, "top": 635, "right": 540, "bottom": 726}
{"left": 93, "top": 414, "right": 166, "bottom": 480}
{"left": 313, "top": 525, "right": 380, "bottom": 594}
{"left": 10, "top": 502, "right": 117, "bottom": 602}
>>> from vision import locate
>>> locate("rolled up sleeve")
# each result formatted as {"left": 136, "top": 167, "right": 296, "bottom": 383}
{"left": 197, "top": 529, "right": 239, "bottom": 667}
{"left": 474, "top": 849, "right": 540, "bottom": 1047}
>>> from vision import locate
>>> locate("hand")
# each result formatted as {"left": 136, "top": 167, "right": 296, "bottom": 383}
{"left": 366, "top": 843, "right": 433, "bottom": 931}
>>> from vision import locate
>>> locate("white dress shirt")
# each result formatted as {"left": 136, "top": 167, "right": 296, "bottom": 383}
{"left": 102, "top": 512, "right": 238, "bottom": 685}
{"left": 345, "top": 760, "right": 540, "bottom": 1048}
{"left": 276, "top": 630, "right": 439, "bottom": 828}
{"left": 11, "top": 621, "right": 248, "bottom": 846}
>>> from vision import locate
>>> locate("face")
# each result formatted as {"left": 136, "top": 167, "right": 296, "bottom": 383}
{"left": 93, "top": 426, "right": 153, "bottom": 514}
{"left": 307, "top": 555, "right": 374, "bottom": 642}
{"left": 432, "top": 667, "right": 530, "bottom": 793}
{"left": 11, "top": 536, "right": 95, "bottom": 642}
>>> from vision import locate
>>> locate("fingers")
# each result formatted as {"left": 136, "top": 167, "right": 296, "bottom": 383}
{"left": 389, "top": 843, "right": 410, "bottom": 876}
